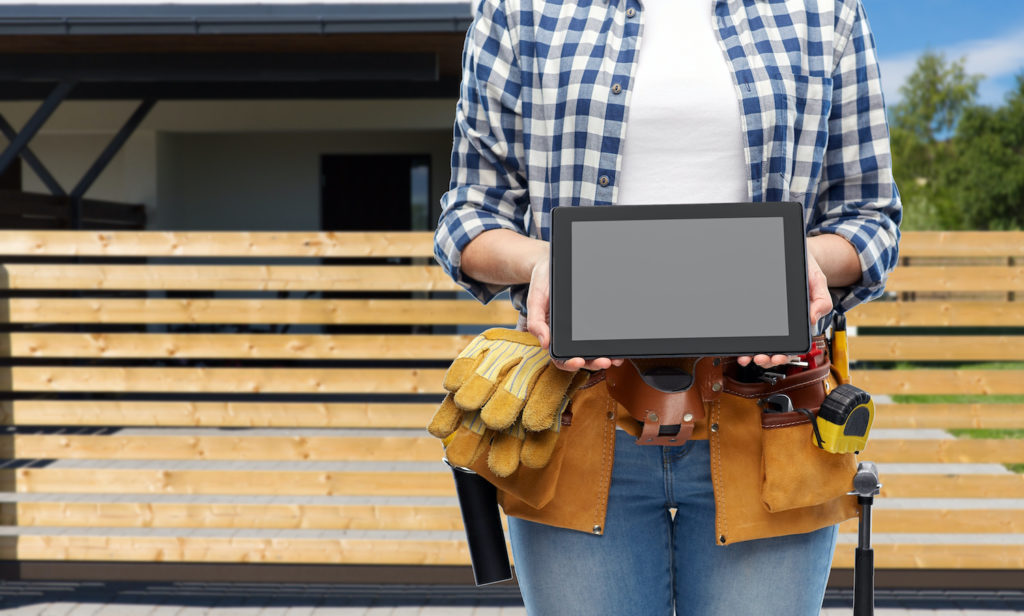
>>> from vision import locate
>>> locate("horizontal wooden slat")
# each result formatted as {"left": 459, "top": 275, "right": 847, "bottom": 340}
{"left": 1, "top": 502, "right": 465, "bottom": 531}
{"left": 10, "top": 264, "right": 1015, "bottom": 293}
{"left": 3, "top": 400, "right": 1018, "bottom": 433}
{"left": 0, "top": 264, "right": 459, "bottom": 291}
{"left": 878, "top": 474, "right": 1024, "bottom": 499}
{"left": 8, "top": 367, "right": 1020, "bottom": 396}
{"left": 0, "top": 401, "right": 437, "bottom": 428}
{"left": 854, "top": 369, "right": 1024, "bottom": 395}
{"left": 19, "top": 401, "right": 1014, "bottom": 431}
{"left": 1, "top": 536, "right": 1020, "bottom": 569}
{"left": 9, "top": 333, "right": 474, "bottom": 360}
{"left": 0, "top": 231, "right": 436, "bottom": 258}
{"left": 7, "top": 367, "right": 448, "bottom": 394}
{"left": 838, "top": 510, "right": 1024, "bottom": 535}
{"left": 872, "top": 404, "right": 1024, "bottom": 429}
{"left": 899, "top": 232, "right": 1024, "bottom": 258}
{"left": 10, "top": 435, "right": 442, "bottom": 462}
{"left": 859, "top": 439, "right": 1024, "bottom": 464}
{"left": 2, "top": 535, "right": 470, "bottom": 566}
{"left": 7, "top": 469, "right": 456, "bottom": 496}
{"left": 6, "top": 469, "right": 1019, "bottom": 499}
{"left": 847, "top": 302, "right": 1024, "bottom": 327}
{"left": 2, "top": 231, "right": 1020, "bottom": 259}
{"left": 8, "top": 298, "right": 515, "bottom": 325}
{"left": 830, "top": 544, "right": 1024, "bottom": 570}
{"left": 850, "top": 336, "right": 1024, "bottom": 361}
{"left": 7, "top": 502, "right": 1019, "bottom": 535}
{"left": 11, "top": 435, "right": 1023, "bottom": 464}
{"left": 886, "top": 266, "right": 1024, "bottom": 292}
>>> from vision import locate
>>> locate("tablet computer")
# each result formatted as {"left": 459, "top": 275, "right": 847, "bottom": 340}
{"left": 549, "top": 202, "right": 811, "bottom": 359}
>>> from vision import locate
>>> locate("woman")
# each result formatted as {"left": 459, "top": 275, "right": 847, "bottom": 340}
{"left": 434, "top": 0, "right": 901, "bottom": 613}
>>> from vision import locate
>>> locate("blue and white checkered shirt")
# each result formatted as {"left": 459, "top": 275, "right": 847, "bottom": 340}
{"left": 434, "top": 0, "right": 902, "bottom": 325}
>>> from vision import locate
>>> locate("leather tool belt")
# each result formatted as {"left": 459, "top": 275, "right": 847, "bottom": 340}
{"left": 605, "top": 357, "right": 724, "bottom": 446}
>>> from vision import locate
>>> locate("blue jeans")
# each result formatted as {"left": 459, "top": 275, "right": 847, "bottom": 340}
{"left": 508, "top": 431, "right": 837, "bottom": 616}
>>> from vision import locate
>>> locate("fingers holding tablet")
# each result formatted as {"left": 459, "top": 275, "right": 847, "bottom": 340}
{"left": 527, "top": 255, "right": 621, "bottom": 371}
{"left": 525, "top": 255, "right": 552, "bottom": 347}
{"left": 807, "top": 250, "right": 833, "bottom": 325}
{"left": 738, "top": 252, "right": 833, "bottom": 368}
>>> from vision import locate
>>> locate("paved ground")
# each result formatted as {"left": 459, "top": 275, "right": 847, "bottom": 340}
{"left": 1, "top": 583, "right": 1022, "bottom": 615}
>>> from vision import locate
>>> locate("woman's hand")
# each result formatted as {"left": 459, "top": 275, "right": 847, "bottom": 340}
{"left": 525, "top": 255, "right": 623, "bottom": 372}
{"left": 736, "top": 249, "right": 833, "bottom": 369}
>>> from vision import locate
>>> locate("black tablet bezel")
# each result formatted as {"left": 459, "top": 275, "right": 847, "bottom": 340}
{"left": 549, "top": 202, "right": 811, "bottom": 359}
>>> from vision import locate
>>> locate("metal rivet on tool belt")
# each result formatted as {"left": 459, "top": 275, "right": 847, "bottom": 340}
{"left": 593, "top": 525, "right": 602, "bottom": 535}
{"left": 607, "top": 411, "right": 615, "bottom": 420}
{"left": 710, "top": 423, "right": 719, "bottom": 433}
{"left": 719, "top": 535, "right": 726, "bottom": 544}
{"left": 711, "top": 382, "right": 722, "bottom": 392}
{"left": 712, "top": 358, "right": 721, "bottom": 366}
{"left": 683, "top": 413, "right": 693, "bottom": 423}
{"left": 647, "top": 412, "right": 658, "bottom": 423}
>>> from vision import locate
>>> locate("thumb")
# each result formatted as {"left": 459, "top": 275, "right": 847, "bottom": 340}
{"left": 526, "top": 261, "right": 551, "bottom": 348}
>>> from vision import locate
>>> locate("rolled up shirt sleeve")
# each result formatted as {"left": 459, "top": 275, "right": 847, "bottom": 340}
{"left": 809, "top": 0, "right": 902, "bottom": 315}
{"left": 434, "top": 0, "right": 530, "bottom": 304}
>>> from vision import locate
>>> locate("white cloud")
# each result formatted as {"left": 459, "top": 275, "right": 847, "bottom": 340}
{"left": 879, "top": 25, "right": 1024, "bottom": 106}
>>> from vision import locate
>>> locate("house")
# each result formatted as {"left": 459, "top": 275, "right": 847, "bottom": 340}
{"left": 0, "top": 1, "right": 473, "bottom": 231}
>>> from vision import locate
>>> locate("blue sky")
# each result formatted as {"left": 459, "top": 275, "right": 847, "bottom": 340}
{"left": 862, "top": 0, "right": 1024, "bottom": 107}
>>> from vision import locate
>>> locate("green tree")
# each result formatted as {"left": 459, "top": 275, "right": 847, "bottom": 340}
{"left": 946, "top": 75, "right": 1024, "bottom": 230}
{"left": 888, "top": 52, "right": 981, "bottom": 230}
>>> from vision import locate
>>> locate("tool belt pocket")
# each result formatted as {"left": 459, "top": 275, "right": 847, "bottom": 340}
{"left": 761, "top": 405, "right": 858, "bottom": 513}
{"left": 725, "top": 362, "right": 857, "bottom": 513}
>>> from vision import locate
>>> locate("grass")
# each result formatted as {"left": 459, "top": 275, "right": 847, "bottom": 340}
{"left": 946, "top": 429, "right": 1024, "bottom": 439}
{"left": 891, "top": 394, "right": 1024, "bottom": 404}
{"left": 889, "top": 360, "right": 1024, "bottom": 371}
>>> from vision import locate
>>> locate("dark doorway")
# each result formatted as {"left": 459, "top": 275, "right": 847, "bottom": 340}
{"left": 318, "top": 153, "right": 434, "bottom": 339}
{"left": 320, "top": 154, "right": 431, "bottom": 231}
{"left": 0, "top": 156, "right": 20, "bottom": 189}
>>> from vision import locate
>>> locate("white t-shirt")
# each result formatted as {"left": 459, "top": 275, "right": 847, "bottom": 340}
{"left": 616, "top": 0, "right": 749, "bottom": 206}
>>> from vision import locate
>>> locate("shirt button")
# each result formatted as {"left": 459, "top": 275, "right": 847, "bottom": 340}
{"left": 626, "top": 8, "right": 636, "bottom": 18}
{"left": 611, "top": 83, "right": 622, "bottom": 95}
{"left": 598, "top": 175, "right": 610, "bottom": 187}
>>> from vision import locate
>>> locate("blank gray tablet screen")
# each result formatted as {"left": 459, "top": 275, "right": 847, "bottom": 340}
{"left": 570, "top": 217, "right": 790, "bottom": 341}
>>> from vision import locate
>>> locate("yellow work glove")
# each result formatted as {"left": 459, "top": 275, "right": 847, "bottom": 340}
{"left": 427, "top": 328, "right": 586, "bottom": 477}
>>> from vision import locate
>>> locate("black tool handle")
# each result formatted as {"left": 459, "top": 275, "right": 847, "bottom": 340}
{"left": 447, "top": 461, "right": 513, "bottom": 586}
{"left": 853, "top": 493, "right": 875, "bottom": 616}
{"left": 853, "top": 546, "right": 874, "bottom": 616}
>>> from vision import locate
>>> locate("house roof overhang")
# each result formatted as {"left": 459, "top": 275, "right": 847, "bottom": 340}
{"left": 0, "top": 2, "right": 474, "bottom": 99}
{"left": 0, "top": 2, "right": 474, "bottom": 36}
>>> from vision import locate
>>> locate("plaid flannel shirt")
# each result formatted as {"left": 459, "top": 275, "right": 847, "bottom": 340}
{"left": 435, "top": 0, "right": 902, "bottom": 326}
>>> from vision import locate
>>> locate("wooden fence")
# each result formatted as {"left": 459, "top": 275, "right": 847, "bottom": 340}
{"left": 0, "top": 230, "right": 1020, "bottom": 583}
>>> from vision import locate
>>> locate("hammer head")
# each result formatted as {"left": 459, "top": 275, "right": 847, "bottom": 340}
{"left": 852, "top": 461, "right": 881, "bottom": 497}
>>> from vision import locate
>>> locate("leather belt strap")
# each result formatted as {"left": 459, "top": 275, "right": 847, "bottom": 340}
{"left": 605, "top": 357, "right": 724, "bottom": 446}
